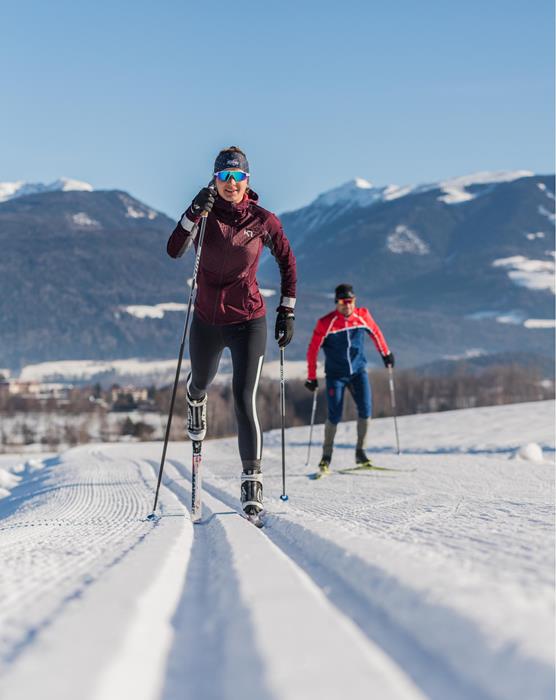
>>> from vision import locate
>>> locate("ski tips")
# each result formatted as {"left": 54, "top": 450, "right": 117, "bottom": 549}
{"left": 280, "top": 494, "right": 289, "bottom": 501}
{"left": 146, "top": 512, "right": 160, "bottom": 522}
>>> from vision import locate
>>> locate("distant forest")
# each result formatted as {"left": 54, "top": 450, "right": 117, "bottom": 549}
{"left": 0, "top": 364, "right": 552, "bottom": 451}
{"left": 191, "top": 364, "right": 554, "bottom": 441}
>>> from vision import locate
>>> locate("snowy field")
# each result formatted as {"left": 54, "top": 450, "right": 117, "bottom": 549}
{"left": 0, "top": 401, "right": 553, "bottom": 700}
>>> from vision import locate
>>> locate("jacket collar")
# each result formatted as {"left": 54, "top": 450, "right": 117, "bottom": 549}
{"left": 213, "top": 190, "right": 258, "bottom": 226}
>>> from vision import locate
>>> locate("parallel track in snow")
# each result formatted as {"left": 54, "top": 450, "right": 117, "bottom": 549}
{"left": 0, "top": 452, "right": 159, "bottom": 670}
{"left": 165, "top": 458, "right": 503, "bottom": 700}
{"left": 0, "top": 401, "right": 553, "bottom": 700}
{"left": 153, "top": 458, "right": 426, "bottom": 700}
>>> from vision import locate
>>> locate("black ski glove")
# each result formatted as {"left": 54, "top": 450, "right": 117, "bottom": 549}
{"left": 304, "top": 379, "right": 318, "bottom": 392}
{"left": 190, "top": 187, "right": 215, "bottom": 216}
{"left": 275, "top": 308, "right": 295, "bottom": 348}
{"left": 382, "top": 352, "right": 395, "bottom": 368}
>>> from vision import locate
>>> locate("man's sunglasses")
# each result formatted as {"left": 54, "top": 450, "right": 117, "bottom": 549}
{"left": 337, "top": 298, "right": 355, "bottom": 304}
{"left": 215, "top": 170, "right": 249, "bottom": 183}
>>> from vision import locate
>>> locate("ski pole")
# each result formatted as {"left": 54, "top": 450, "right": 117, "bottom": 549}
{"left": 147, "top": 200, "right": 212, "bottom": 520}
{"left": 305, "top": 389, "right": 318, "bottom": 466}
{"left": 279, "top": 345, "right": 288, "bottom": 501}
{"left": 388, "top": 366, "right": 401, "bottom": 455}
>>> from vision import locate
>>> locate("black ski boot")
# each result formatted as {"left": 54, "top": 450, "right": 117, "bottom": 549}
{"left": 241, "top": 468, "right": 263, "bottom": 517}
{"left": 355, "top": 449, "right": 373, "bottom": 467}
{"left": 186, "top": 391, "right": 207, "bottom": 441}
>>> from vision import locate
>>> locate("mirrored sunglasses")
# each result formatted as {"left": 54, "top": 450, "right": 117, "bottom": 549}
{"left": 215, "top": 170, "right": 249, "bottom": 183}
{"left": 337, "top": 298, "right": 355, "bottom": 304}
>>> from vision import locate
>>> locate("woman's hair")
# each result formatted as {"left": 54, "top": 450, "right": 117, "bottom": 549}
{"left": 221, "top": 145, "right": 246, "bottom": 157}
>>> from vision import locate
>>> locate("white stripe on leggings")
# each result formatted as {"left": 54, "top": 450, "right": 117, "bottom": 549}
{"left": 252, "top": 355, "right": 264, "bottom": 460}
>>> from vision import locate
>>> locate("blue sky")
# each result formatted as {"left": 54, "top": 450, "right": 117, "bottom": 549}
{"left": 1, "top": 0, "right": 553, "bottom": 217}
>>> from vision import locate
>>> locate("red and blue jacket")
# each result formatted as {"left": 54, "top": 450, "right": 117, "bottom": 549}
{"left": 307, "top": 308, "right": 390, "bottom": 380}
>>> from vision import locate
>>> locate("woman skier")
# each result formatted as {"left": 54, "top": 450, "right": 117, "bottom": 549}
{"left": 167, "top": 146, "right": 296, "bottom": 517}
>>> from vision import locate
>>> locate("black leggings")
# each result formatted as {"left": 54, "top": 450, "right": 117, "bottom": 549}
{"left": 188, "top": 314, "right": 267, "bottom": 468}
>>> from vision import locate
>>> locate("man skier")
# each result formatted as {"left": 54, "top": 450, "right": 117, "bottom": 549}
{"left": 305, "top": 283, "right": 394, "bottom": 474}
{"left": 166, "top": 146, "right": 296, "bottom": 517}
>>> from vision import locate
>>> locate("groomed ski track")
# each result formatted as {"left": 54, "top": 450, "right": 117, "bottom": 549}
{"left": 0, "top": 401, "right": 553, "bottom": 700}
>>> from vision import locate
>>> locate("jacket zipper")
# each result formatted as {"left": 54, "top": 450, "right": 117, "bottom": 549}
{"left": 211, "top": 222, "right": 227, "bottom": 323}
{"left": 345, "top": 318, "right": 353, "bottom": 374}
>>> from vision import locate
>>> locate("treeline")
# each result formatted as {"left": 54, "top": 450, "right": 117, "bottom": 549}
{"left": 157, "top": 363, "right": 554, "bottom": 441}
{"left": 0, "top": 364, "right": 552, "bottom": 450}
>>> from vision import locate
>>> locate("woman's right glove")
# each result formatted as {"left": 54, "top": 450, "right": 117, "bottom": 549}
{"left": 190, "top": 187, "right": 216, "bottom": 216}
{"left": 275, "top": 308, "right": 295, "bottom": 347}
{"left": 304, "top": 379, "right": 318, "bottom": 392}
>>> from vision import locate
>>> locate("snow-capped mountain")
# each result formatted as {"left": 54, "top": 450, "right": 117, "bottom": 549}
{"left": 0, "top": 186, "right": 181, "bottom": 368}
{"left": 281, "top": 170, "right": 535, "bottom": 243}
{"left": 261, "top": 170, "right": 555, "bottom": 367}
{"left": 0, "top": 172, "right": 553, "bottom": 370}
{"left": 0, "top": 177, "right": 93, "bottom": 203}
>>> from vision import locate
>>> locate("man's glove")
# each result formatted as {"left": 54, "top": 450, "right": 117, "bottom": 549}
{"left": 275, "top": 308, "right": 295, "bottom": 348}
{"left": 304, "top": 379, "right": 318, "bottom": 392}
{"left": 190, "top": 187, "right": 215, "bottom": 216}
{"left": 382, "top": 352, "right": 395, "bottom": 368}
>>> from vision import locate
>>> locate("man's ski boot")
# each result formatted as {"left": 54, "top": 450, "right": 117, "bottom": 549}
{"left": 313, "top": 455, "right": 331, "bottom": 479}
{"left": 241, "top": 468, "right": 263, "bottom": 526}
{"left": 355, "top": 449, "right": 373, "bottom": 468}
{"left": 186, "top": 391, "right": 207, "bottom": 441}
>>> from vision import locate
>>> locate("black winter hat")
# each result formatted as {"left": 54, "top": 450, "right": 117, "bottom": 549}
{"left": 335, "top": 283, "right": 355, "bottom": 301}
{"left": 214, "top": 147, "right": 250, "bottom": 174}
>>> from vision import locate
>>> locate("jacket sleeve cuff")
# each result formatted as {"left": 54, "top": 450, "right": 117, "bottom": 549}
{"left": 280, "top": 296, "right": 296, "bottom": 309}
{"left": 179, "top": 207, "right": 201, "bottom": 232}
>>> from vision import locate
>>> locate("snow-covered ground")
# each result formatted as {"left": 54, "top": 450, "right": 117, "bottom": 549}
{"left": 0, "top": 401, "right": 553, "bottom": 700}
{"left": 17, "top": 356, "right": 309, "bottom": 387}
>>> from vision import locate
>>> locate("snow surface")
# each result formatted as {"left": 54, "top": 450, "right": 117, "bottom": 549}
{"left": 492, "top": 255, "right": 555, "bottom": 294}
{"left": 0, "top": 178, "right": 93, "bottom": 203}
{"left": 436, "top": 170, "right": 534, "bottom": 204}
{"left": 19, "top": 358, "right": 183, "bottom": 385}
{"left": 387, "top": 225, "right": 430, "bottom": 255}
{"left": 71, "top": 212, "right": 101, "bottom": 228}
{"left": 117, "top": 193, "right": 157, "bottom": 220}
{"left": 290, "top": 170, "right": 536, "bottom": 217}
{"left": 525, "top": 231, "right": 546, "bottom": 240}
{"left": 524, "top": 319, "right": 556, "bottom": 329}
{"left": 0, "top": 401, "right": 553, "bottom": 700}
{"left": 466, "top": 310, "right": 555, "bottom": 329}
{"left": 120, "top": 303, "right": 188, "bottom": 320}
{"left": 538, "top": 204, "right": 556, "bottom": 224}
{"left": 17, "top": 357, "right": 310, "bottom": 387}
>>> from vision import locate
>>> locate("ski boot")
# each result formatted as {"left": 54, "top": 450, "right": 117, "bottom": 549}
{"left": 186, "top": 391, "right": 207, "bottom": 441}
{"left": 316, "top": 455, "right": 332, "bottom": 478}
{"left": 241, "top": 468, "right": 263, "bottom": 518}
{"left": 355, "top": 449, "right": 373, "bottom": 468}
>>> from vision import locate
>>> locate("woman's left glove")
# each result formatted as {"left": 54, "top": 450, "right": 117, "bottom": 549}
{"left": 275, "top": 308, "right": 295, "bottom": 348}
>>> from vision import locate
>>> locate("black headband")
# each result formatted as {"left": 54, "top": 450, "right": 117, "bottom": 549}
{"left": 214, "top": 150, "right": 250, "bottom": 175}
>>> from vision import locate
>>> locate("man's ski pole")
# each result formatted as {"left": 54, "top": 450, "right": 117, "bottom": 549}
{"left": 305, "top": 389, "right": 318, "bottom": 466}
{"left": 388, "top": 366, "right": 401, "bottom": 455}
{"left": 279, "top": 346, "right": 288, "bottom": 501}
{"left": 147, "top": 204, "right": 211, "bottom": 520}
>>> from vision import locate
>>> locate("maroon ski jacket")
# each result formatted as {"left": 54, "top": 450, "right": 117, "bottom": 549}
{"left": 167, "top": 191, "right": 296, "bottom": 325}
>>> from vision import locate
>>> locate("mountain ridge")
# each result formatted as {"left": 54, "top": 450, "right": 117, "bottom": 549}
{"left": 0, "top": 172, "right": 553, "bottom": 371}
